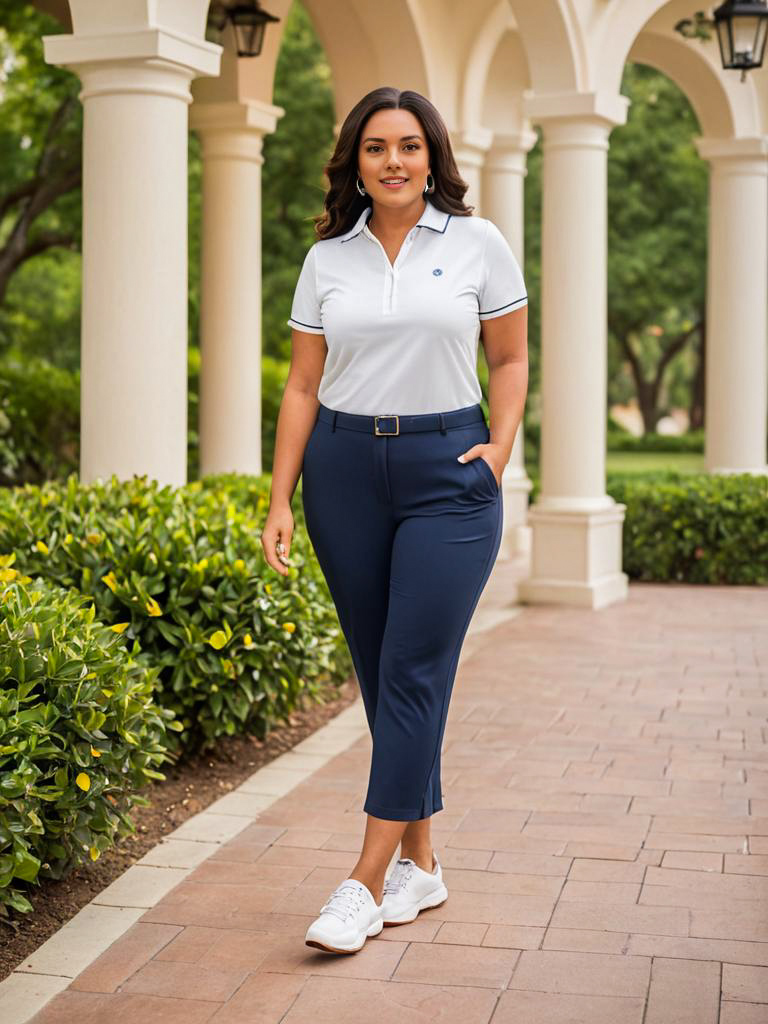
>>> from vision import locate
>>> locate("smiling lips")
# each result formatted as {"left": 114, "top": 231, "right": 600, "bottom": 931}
{"left": 381, "top": 177, "right": 408, "bottom": 188}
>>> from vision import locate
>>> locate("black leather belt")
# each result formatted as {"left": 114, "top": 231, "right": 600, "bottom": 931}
{"left": 316, "top": 403, "right": 485, "bottom": 435}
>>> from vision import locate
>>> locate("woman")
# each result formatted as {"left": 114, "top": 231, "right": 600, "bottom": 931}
{"left": 260, "top": 86, "right": 528, "bottom": 954}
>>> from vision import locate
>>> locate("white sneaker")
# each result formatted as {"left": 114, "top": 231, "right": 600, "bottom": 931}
{"left": 305, "top": 877, "right": 384, "bottom": 953}
{"left": 380, "top": 851, "right": 448, "bottom": 926}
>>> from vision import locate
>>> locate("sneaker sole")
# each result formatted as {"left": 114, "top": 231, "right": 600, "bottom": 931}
{"left": 382, "top": 884, "right": 449, "bottom": 926}
{"left": 305, "top": 916, "right": 384, "bottom": 953}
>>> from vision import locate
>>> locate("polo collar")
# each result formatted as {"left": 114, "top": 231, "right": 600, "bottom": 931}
{"left": 338, "top": 197, "right": 451, "bottom": 243}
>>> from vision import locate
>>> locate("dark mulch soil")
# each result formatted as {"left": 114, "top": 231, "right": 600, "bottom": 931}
{"left": 0, "top": 676, "right": 359, "bottom": 982}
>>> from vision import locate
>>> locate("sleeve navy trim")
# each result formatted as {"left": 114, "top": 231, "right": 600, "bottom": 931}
{"left": 479, "top": 295, "right": 528, "bottom": 315}
{"left": 288, "top": 318, "right": 323, "bottom": 330}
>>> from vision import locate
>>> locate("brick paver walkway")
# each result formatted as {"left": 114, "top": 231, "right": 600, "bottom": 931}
{"left": 26, "top": 582, "right": 768, "bottom": 1023}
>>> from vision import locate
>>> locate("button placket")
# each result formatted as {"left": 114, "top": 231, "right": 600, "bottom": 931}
{"left": 365, "top": 226, "right": 415, "bottom": 315}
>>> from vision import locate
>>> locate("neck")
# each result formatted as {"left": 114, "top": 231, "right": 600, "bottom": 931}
{"left": 369, "top": 195, "right": 427, "bottom": 236}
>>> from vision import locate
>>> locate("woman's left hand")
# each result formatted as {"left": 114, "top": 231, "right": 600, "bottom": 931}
{"left": 458, "top": 443, "right": 505, "bottom": 488}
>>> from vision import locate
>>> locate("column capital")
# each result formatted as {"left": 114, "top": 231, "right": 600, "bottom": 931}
{"left": 522, "top": 90, "right": 629, "bottom": 132}
{"left": 485, "top": 129, "right": 539, "bottom": 173}
{"left": 190, "top": 99, "right": 285, "bottom": 137}
{"left": 694, "top": 135, "right": 768, "bottom": 174}
{"left": 190, "top": 99, "right": 285, "bottom": 163}
{"left": 42, "top": 28, "right": 221, "bottom": 84}
{"left": 487, "top": 129, "right": 539, "bottom": 155}
{"left": 450, "top": 126, "right": 494, "bottom": 168}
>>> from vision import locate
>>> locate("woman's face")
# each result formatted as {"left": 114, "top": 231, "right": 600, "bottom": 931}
{"left": 357, "top": 107, "right": 431, "bottom": 208}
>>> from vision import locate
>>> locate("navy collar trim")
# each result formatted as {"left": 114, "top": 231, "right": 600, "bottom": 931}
{"left": 338, "top": 197, "right": 451, "bottom": 243}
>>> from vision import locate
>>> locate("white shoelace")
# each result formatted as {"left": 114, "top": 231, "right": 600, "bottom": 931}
{"left": 319, "top": 881, "right": 367, "bottom": 922}
{"left": 383, "top": 858, "right": 415, "bottom": 895}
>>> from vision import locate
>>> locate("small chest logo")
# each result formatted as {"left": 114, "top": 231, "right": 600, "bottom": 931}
{"left": 432, "top": 267, "right": 443, "bottom": 276}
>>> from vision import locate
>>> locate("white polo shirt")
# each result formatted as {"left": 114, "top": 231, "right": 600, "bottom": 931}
{"left": 287, "top": 196, "right": 527, "bottom": 415}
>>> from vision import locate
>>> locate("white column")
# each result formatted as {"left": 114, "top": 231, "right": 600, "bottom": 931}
{"left": 694, "top": 136, "right": 768, "bottom": 475}
{"left": 519, "top": 91, "right": 629, "bottom": 609}
{"left": 43, "top": 16, "right": 220, "bottom": 487}
{"left": 190, "top": 100, "right": 284, "bottom": 477}
{"left": 450, "top": 128, "right": 493, "bottom": 212}
{"left": 482, "top": 130, "right": 537, "bottom": 559}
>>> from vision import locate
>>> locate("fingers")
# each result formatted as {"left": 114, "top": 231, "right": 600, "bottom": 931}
{"left": 457, "top": 444, "right": 482, "bottom": 463}
{"left": 260, "top": 522, "right": 293, "bottom": 576}
{"left": 276, "top": 539, "right": 291, "bottom": 565}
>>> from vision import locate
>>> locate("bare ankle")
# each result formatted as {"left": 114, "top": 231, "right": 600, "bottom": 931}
{"left": 400, "top": 847, "right": 434, "bottom": 872}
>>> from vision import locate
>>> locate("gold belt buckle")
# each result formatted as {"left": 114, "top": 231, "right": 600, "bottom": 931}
{"left": 374, "top": 414, "right": 399, "bottom": 436}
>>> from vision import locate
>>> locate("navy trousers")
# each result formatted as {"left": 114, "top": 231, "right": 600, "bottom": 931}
{"left": 300, "top": 402, "right": 503, "bottom": 821}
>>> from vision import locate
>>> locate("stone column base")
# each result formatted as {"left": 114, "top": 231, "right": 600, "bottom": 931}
{"left": 498, "top": 473, "right": 533, "bottom": 559}
{"left": 517, "top": 501, "right": 629, "bottom": 609}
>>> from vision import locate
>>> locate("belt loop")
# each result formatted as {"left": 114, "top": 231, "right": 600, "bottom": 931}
{"left": 331, "top": 410, "right": 338, "bottom": 432}
{"left": 438, "top": 412, "right": 446, "bottom": 435}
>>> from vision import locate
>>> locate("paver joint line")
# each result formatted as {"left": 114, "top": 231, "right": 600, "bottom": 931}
{"left": 0, "top": 584, "right": 766, "bottom": 1022}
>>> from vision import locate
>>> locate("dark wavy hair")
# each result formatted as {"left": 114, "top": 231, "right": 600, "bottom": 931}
{"left": 313, "top": 87, "right": 473, "bottom": 240}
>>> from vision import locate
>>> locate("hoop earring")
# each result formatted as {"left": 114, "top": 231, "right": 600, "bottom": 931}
{"left": 356, "top": 175, "right": 367, "bottom": 196}
{"left": 423, "top": 172, "right": 435, "bottom": 194}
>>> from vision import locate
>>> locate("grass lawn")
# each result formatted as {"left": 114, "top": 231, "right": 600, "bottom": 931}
{"left": 605, "top": 451, "right": 705, "bottom": 474}
{"left": 524, "top": 450, "right": 706, "bottom": 483}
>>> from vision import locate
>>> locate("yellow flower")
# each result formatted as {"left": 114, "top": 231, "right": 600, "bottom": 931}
{"left": 90, "top": 746, "right": 101, "bottom": 757}
{"left": 234, "top": 559, "right": 245, "bottom": 571}
{"left": 282, "top": 622, "right": 296, "bottom": 633}
{"left": 110, "top": 622, "right": 130, "bottom": 634}
{"left": 86, "top": 531, "right": 102, "bottom": 544}
{"left": 102, "top": 571, "right": 118, "bottom": 593}
{"left": 243, "top": 633, "right": 253, "bottom": 646}
{"left": 0, "top": 568, "right": 18, "bottom": 582}
{"left": 89, "top": 846, "right": 101, "bottom": 861}
{"left": 208, "top": 630, "right": 227, "bottom": 649}
{"left": 75, "top": 772, "right": 91, "bottom": 792}
{"left": 195, "top": 558, "right": 209, "bottom": 571}
{"left": 63, "top": 533, "right": 73, "bottom": 545}
{"left": 145, "top": 597, "right": 162, "bottom": 616}
{"left": 35, "top": 540, "right": 49, "bottom": 555}
{"left": 264, "top": 583, "right": 272, "bottom": 594}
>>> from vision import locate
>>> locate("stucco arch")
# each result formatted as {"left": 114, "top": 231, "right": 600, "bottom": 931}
{"left": 505, "top": 0, "right": 586, "bottom": 93}
{"left": 461, "top": 0, "right": 530, "bottom": 134}
{"left": 630, "top": 32, "right": 736, "bottom": 137}
{"left": 302, "top": 0, "right": 429, "bottom": 123}
{"left": 599, "top": 0, "right": 763, "bottom": 136}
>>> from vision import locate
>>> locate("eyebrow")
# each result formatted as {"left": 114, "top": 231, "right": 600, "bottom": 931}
{"left": 362, "top": 135, "right": 423, "bottom": 142}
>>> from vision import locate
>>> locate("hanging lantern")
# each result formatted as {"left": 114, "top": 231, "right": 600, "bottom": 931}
{"left": 713, "top": 0, "right": 768, "bottom": 80}
{"left": 207, "top": 1, "right": 280, "bottom": 58}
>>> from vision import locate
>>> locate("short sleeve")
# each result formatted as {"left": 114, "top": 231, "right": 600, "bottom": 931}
{"left": 478, "top": 220, "right": 528, "bottom": 320}
{"left": 287, "top": 244, "right": 324, "bottom": 334}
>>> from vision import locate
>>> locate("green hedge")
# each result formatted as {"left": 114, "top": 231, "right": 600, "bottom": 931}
{"left": 606, "top": 429, "right": 705, "bottom": 453}
{"left": 0, "top": 472, "right": 352, "bottom": 755}
{"left": 607, "top": 470, "right": 767, "bottom": 584}
{"left": 0, "top": 356, "right": 80, "bottom": 486}
{"left": 0, "top": 568, "right": 175, "bottom": 918}
{"left": 0, "top": 351, "right": 287, "bottom": 487}
{"left": 527, "top": 469, "right": 766, "bottom": 584}
{"left": 523, "top": 417, "right": 705, "bottom": 461}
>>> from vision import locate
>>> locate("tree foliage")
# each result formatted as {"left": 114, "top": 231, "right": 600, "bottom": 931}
{"left": 607, "top": 62, "right": 708, "bottom": 432}
{"left": 0, "top": 7, "right": 711, "bottom": 440}
{"left": 0, "top": 1, "right": 80, "bottom": 346}
{"left": 260, "top": 0, "right": 335, "bottom": 361}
